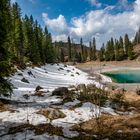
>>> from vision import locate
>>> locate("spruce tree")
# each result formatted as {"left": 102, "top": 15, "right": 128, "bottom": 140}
{"left": 89, "top": 41, "right": 92, "bottom": 60}
{"left": 99, "top": 44, "right": 105, "bottom": 61}
{"left": 119, "top": 36, "right": 125, "bottom": 60}
{"left": 80, "top": 38, "right": 85, "bottom": 62}
{"left": 0, "top": 0, "right": 12, "bottom": 95}
{"left": 128, "top": 42, "right": 134, "bottom": 60}
{"left": 60, "top": 48, "right": 64, "bottom": 62}
{"left": 124, "top": 34, "right": 130, "bottom": 57}
{"left": 92, "top": 37, "right": 96, "bottom": 60}
{"left": 68, "top": 36, "right": 71, "bottom": 61}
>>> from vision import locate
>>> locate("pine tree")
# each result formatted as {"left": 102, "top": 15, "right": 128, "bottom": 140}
{"left": 89, "top": 41, "right": 92, "bottom": 60}
{"left": 60, "top": 48, "right": 64, "bottom": 62}
{"left": 124, "top": 34, "right": 130, "bottom": 57}
{"left": 80, "top": 38, "right": 85, "bottom": 62}
{"left": 0, "top": 0, "right": 12, "bottom": 95}
{"left": 43, "top": 26, "right": 55, "bottom": 63}
{"left": 128, "top": 42, "right": 134, "bottom": 60}
{"left": 134, "top": 28, "right": 140, "bottom": 45}
{"left": 114, "top": 40, "right": 120, "bottom": 61}
{"left": 68, "top": 36, "right": 71, "bottom": 61}
{"left": 99, "top": 44, "right": 105, "bottom": 61}
{"left": 92, "top": 37, "right": 96, "bottom": 60}
{"left": 119, "top": 36, "right": 125, "bottom": 60}
{"left": 105, "top": 38, "right": 115, "bottom": 61}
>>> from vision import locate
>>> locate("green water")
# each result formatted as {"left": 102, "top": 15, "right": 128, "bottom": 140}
{"left": 103, "top": 70, "right": 140, "bottom": 83}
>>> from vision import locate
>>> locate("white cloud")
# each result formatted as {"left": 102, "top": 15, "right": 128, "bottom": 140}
{"left": 42, "top": 13, "right": 69, "bottom": 34}
{"left": 87, "top": 0, "right": 102, "bottom": 8}
{"left": 42, "top": 0, "right": 140, "bottom": 48}
{"left": 11, "top": 0, "right": 16, "bottom": 3}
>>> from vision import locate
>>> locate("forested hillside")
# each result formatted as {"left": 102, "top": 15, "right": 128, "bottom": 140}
{"left": 1, "top": 0, "right": 140, "bottom": 96}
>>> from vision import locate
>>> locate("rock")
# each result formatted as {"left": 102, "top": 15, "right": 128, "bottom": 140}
{"left": 17, "top": 73, "right": 23, "bottom": 76}
{"left": 76, "top": 72, "right": 80, "bottom": 75}
{"left": 67, "top": 70, "right": 71, "bottom": 73}
{"left": 33, "top": 91, "right": 45, "bottom": 97}
{"left": 21, "top": 78, "right": 29, "bottom": 83}
{"left": 64, "top": 64, "right": 67, "bottom": 67}
{"left": 58, "top": 67, "right": 64, "bottom": 71}
{"left": 52, "top": 87, "right": 69, "bottom": 96}
{"left": 37, "top": 108, "right": 66, "bottom": 120}
{"left": 23, "top": 94, "right": 30, "bottom": 100}
{"left": 71, "top": 74, "right": 74, "bottom": 77}
{"left": 35, "top": 86, "right": 43, "bottom": 92}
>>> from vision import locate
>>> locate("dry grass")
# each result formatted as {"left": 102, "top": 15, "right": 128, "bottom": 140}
{"left": 37, "top": 108, "right": 66, "bottom": 120}
{"left": 9, "top": 123, "right": 63, "bottom": 136}
{"left": 0, "top": 101, "right": 15, "bottom": 112}
{"left": 73, "top": 114, "right": 140, "bottom": 139}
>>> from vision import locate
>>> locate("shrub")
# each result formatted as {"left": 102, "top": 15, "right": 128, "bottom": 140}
{"left": 0, "top": 77, "right": 12, "bottom": 96}
{"left": 110, "top": 92, "right": 125, "bottom": 109}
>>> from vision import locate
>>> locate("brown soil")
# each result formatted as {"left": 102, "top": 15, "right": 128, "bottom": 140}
{"left": 0, "top": 101, "right": 15, "bottom": 113}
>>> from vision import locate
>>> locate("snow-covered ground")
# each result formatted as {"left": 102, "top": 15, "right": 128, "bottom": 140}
{"left": 0, "top": 63, "right": 115, "bottom": 139}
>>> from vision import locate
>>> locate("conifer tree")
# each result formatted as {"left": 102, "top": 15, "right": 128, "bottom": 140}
{"left": 124, "top": 34, "right": 130, "bottom": 57}
{"left": 119, "top": 36, "right": 125, "bottom": 60}
{"left": 68, "top": 36, "right": 71, "bottom": 61}
{"left": 99, "top": 44, "right": 105, "bottom": 61}
{"left": 89, "top": 41, "right": 92, "bottom": 60}
{"left": 0, "top": 0, "right": 12, "bottom": 95}
{"left": 60, "top": 48, "right": 64, "bottom": 62}
{"left": 92, "top": 37, "right": 96, "bottom": 60}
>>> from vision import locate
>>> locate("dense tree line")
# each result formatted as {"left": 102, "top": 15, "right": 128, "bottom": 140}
{"left": 98, "top": 34, "right": 134, "bottom": 61}
{"left": 0, "top": 0, "right": 57, "bottom": 95}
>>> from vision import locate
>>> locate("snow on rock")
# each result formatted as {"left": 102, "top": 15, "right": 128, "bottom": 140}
{"left": 0, "top": 63, "right": 115, "bottom": 139}
{"left": 6, "top": 63, "right": 96, "bottom": 102}
{"left": 63, "top": 100, "right": 80, "bottom": 107}
{"left": 0, "top": 107, "right": 48, "bottom": 126}
{"left": 1, "top": 130, "right": 66, "bottom": 140}
{"left": 52, "top": 102, "right": 116, "bottom": 127}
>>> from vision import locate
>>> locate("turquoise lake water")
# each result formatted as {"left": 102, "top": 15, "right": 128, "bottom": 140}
{"left": 103, "top": 70, "right": 140, "bottom": 83}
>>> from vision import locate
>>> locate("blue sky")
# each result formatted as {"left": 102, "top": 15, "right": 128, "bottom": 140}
{"left": 11, "top": 0, "right": 140, "bottom": 48}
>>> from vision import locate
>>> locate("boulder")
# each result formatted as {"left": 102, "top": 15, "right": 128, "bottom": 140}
{"left": 23, "top": 94, "right": 30, "bottom": 100}
{"left": 33, "top": 91, "right": 45, "bottom": 97}
{"left": 52, "top": 87, "right": 69, "bottom": 96}
{"left": 76, "top": 72, "right": 80, "bottom": 75}
{"left": 17, "top": 73, "right": 23, "bottom": 76}
{"left": 35, "top": 85, "right": 43, "bottom": 92}
{"left": 21, "top": 78, "right": 29, "bottom": 83}
{"left": 64, "top": 64, "right": 67, "bottom": 67}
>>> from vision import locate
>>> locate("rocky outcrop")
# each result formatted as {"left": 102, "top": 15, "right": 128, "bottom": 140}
{"left": 52, "top": 87, "right": 69, "bottom": 96}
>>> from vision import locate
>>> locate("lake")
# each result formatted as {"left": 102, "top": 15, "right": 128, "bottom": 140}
{"left": 103, "top": 70, "right": 140, "bottom": 83}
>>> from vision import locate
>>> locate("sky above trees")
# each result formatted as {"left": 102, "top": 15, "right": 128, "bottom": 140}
{"left": 11, "top": 0, "right": 139, "bottom": 48}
